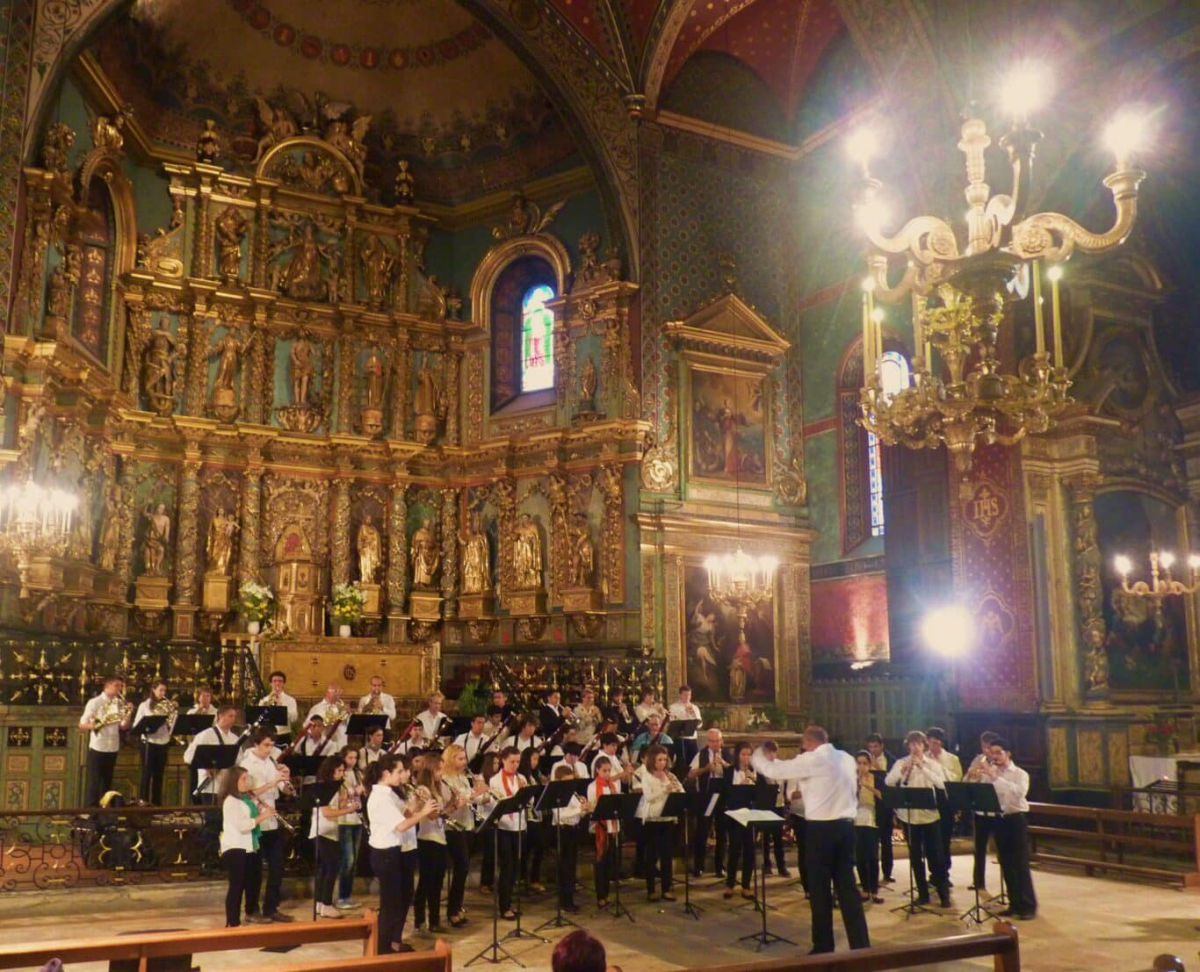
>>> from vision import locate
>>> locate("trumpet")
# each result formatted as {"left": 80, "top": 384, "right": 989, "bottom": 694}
{"left": 362, "top": 693, "right": 384, "bottom": 715}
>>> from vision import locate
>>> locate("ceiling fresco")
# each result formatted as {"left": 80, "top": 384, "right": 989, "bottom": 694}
{"left": 89, "top": 0, "right": 581, "bottom": 204}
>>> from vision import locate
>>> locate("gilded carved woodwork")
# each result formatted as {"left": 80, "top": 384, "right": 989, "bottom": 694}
{"left": 1066, "top": 473, "right": 1107, "bottom": 696}
{"left": 387, "top": 473, "right": 409, "bottom": 616}
{"left": 440, "top": 488, "right": 459, "bottom": 618}
{"left": 331, "top": 477, "right": 353, "bottom": 589}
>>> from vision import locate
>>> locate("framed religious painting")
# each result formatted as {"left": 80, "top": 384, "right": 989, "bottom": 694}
{"left": 687, "top": 365, "right": 771, "bottom": 488}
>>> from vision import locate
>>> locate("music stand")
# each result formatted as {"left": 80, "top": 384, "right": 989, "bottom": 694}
{"left": 753, "top": 778, "right": 784, "bottom": 884}
{"left": 190, "top": 744, "right": 238, "bottom": 802}
{"left": 285, "top": 753, "right": 323, "bottom": 788}
{"left": 173, "top": 714, "right": 213, "bottom": 803}
{"left": 723, "top": 783, "right": 761, "bottom": 909}
{"left": 660, "top": 791, "right": 699, "bottom": 919}
{"left": 245, "top": 705, "right": 285, "bottom": 732}
{"left": 671, "top": 720, "right": 701, "bottom": 773}
{"left": 591, "top": 792, "right": 640, "bottom": 922}
{"left": 534, "top": 779, "right": 588, "bottom": 933}
{"left": 347, "top": 714, "right": 388, "bottom": 740}
{"left": 303, "top": 780, "right": 341, "bottom": 921}
{"left": 726, "top": 809, "right": 796, "bottom": 951}
{"left": 947, "top": 782, "right": 1003, "bottom": 924}
{"left": 503, "top": 784, "right": 549, "bottom": 945}
{"left": 466, "top": 795, "right": 526, "bottom": 968}
{"left": 881, "top": 784, "right": 939, "bottom": 918}
{"left": 697, "top": 777, "right": 731, "bottom": 887}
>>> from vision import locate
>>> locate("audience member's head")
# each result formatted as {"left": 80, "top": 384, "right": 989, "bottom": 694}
{"left": 551, "top": 930, "right": 607, "bottom": 972}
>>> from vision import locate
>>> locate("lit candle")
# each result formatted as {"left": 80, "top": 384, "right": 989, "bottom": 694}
{"left": 1032, "top": 259, "right": 1045, "bottom": 356}
{"left": 862, "top": 289, "right": 871, "bottom": 375}
{"left": 1047, "top": 265, "right": 1064, "bottom": 369}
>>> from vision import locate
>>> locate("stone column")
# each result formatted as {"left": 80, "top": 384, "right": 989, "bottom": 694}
{"left": 239, "top": 452, "right": 264, "bottom": 584}
{"left": 172, "top": 443, "right": 203, "bottom": 639}
{"left": 440, "top": 487, "right": 459, "bottom": 619}
{"left": 1066, "top": 473, "right": 1106, "bottom": 703}
{"left": 331, "top": 476, "right": 353, "bottom": 589}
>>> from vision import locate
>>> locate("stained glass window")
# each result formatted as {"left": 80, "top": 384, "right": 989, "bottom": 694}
{"left": 520, "top": 283, "right": 555, "bottom": 392}
{"left": 868, "top": 351, "right": 911, "bottom": 537}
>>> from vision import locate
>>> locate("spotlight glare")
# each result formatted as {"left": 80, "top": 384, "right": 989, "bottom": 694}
{"left": 1114, "top": 555, "right": 1132, "bottom": 576}
{"left": 922, "top": 605, "right": 973, "bottom": 659}
{"left": 1000, "top": 62, "right": 1053, "bottom": 121}
{"left": 1105, "top": 109, "right": 1153, "bottom": 162}
{"left": 846, "top": 126, "right": 881, "bottom": 166}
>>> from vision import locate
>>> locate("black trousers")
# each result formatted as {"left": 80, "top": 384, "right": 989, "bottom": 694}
{"left": 855, "top": 826, "right": 879, "bottom": 894}
{"left": 480, "top": 830, "right": 495, "bottom": 888}
{"left": 554, "top": 825, "right": 578, "bottom": 907}
{"left": 446, "top": 830, "right": 471, "bottom": 918}
{"left": 938, "top": 800, "right": 955, "bottom": 877}
{"left": 762, "top": 812, "right": 787, "bottom": 872}
{"left": 876, "top": 807, "right": 894, "bottom": 879}
{"left": 905, "top": 820, "right": 948, "bottom": 899}
{"left": 316, "top": 836, "right": 339, "bottom": 906}
{"left": 643, "top": 820, "right": 674, "bottom": 894}
{"left": 497, "top": 829, "right": 521, "bottom": 913}
{"left": 85, "top": 749, "right": 118, "bottom": 807}
{"left": 994, "top": 813, "right": 1037, "bottom": 916}
{"left": 691, "top": 806, "right": 726, "bottom": 873}
{"left": 631, "top": 818, "right": 645, "bottom": 876}
{"left": 521, "top": 819, "right": 545, "bottom": 885}
{"left": 725, "top": 821, "right": 754, "bottom": 890}
{"left": 594, "top": 831, "right": 618, "bottom": 900}
{"left": 415, "top": 839, "right": 448, "bottom": 927}
{"left": 246, "top": 826, "right": 285, "bottom": 917}
{"left": 805, "top": 819, "right": 870, "bottom": 954}
{"left": 973, "top": 814, "right": 995, "bottom": 888}
{"left": 370, "top": 846, "right": 416, "bottom": 952}
{"left": 139, "top": 742, "right": 168, "bottom": 804}
{"left": 221, "top": 848, "right": 256, "bottom": 927}
{"left": 788, "top": 814, "right": 809, "bottom": 891}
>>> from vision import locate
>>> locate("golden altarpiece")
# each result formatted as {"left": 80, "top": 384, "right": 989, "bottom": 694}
{"left": 0, "top": 108, "right": 646, "bottom": 805}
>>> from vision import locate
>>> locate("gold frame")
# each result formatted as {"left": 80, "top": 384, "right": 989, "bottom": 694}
{"left": 684, "top": 360, "right": 773, "bottom": 490}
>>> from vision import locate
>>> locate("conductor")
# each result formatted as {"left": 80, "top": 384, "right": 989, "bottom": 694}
{"left": 752, "top": 725, "right": 869, "bottom": 955}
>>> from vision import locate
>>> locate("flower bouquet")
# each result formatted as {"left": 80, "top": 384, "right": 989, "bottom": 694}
{"left": 1146, "top": 719, "right": 1178, "bottom": 755}
{"left": 331, "top": 582, "right": 366, "bottom": 636}
{"left": 238, "top": 580, "right": 274, "bottom": 634}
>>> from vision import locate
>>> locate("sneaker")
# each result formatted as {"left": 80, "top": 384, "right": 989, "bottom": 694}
{"left": 335, "top": 899, "right": 357, "bottom": 910}
{"left": 319, "top": 904, "right": 344, "bottom": 919}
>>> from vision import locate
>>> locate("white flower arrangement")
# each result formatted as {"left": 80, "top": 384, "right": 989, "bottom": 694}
{"left": 238, "top": 580, "right": 274, "bottom": 622}
{"left": 330, "top": 581, "right": 366, "bottom": 624}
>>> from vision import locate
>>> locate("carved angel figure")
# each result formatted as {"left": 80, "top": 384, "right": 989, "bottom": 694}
{"left": 411, "top": 518, "right": 440, "bottom": 588}
{"left": 91, "top": 108, "right": 129, "bottom": 154}
{"left": 196, "top": 119, "right": 223, "bottom": 163}
{"left": 513, "top": 513, "right": 542, "bottom": 590}
{"left": 491, "top": 193, "right": 565, "bottom": 240}
{"left": 214, "top": 207, "right": 248, "bottom": 280}
{"left": 253, "top": 98, "right": 298, "bottom": 162}
{"left": 323, "top": 113, "right": 370, "bottom": 178}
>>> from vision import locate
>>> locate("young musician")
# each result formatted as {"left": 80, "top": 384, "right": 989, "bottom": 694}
{"left": 636, "top": 744, "right": 682, "bottom": 902}
{"left": 605, "top": 688, "right": 637, "bottom": 737}
{"left": 519, "top": 747, "right": 548, "bottom": 892}
{"left": 293, "top": 717, "right": 327, "bottom": 784}
{"left": 306, "top": 684, "right": 348, "bottom": 751}
{"left": 79, "top": 675, "right": 130, "bottom": 806}
{"left": 184, "top": 705, "right": 240, "bottom": 801}
{"left": 312, "top": 756, "right": 359, "bottom": 918}
{"left": 187, "top": 686, "right": 217, "bottom": 717}
{"left": 885, "top": 729, "right": 950, "bottom": 908}
{"left": 539, "top": 689, "right": 569, "bottom": 737}
{"left": 633, "top": 687, "right": 666, "bottom": 726}
{"left": 560, "top": 743, "right": 590, "bottom": 779}
{"left": 573, "top": 687, "right": 603, "bottom": 747}
{"left": 238, "top": 729, "right": 293, "bottom": 923}
{"left": 489, "top": 746, "right": 528, "bottom": 920}
{"left": 588, "top": 755, "right": 620, "bottom": 908}
{"left": 723, "top": 742, "right": 757, "bottom": 899}
{"left": 477, "top": 752, "right": 502, "bottom": 893}
{"left": 977, "top": 737, "right": 1037, "bottom": 920}
{"left": 365, "top": 754, "right": 435, "bottom": 953}
{"left": 927, "top": 726, "right": 962, "bottom": 877}
{"left": 551, "top": 763, "right": 586, "bottom": 912}
{"left": 259, "top": 672, "right": 299, "bottom": 742}
{"left": 512, "top": 716, "right": 542, "bottom": 753}
{"left": 392, "top": 724, "right": 426, "bottom": 756}
{"left": 454, "top": 714, "right": 490, "bottom": 764}
{"left": 855, "top": 751, "right": 884, "bottom": 903}
{"left": 360, "top": 726, "right": 387, "bottom": 767}
{"left": 483, "top": 706, "right": 506, "bottom": 739}
{"left": 490, "top": 689, "right": 515, "bottom": 723}
{"left": 687, "top": 728, "right": 730, "bottom": 877}
{"left": 415, "top": 692, "right": 447, "bottom": 744}
{"left": 413, "top": 752, "right": 448, "bottom": 933}
{"left": 133, "top": 680, "right": 175, "bottom": 804}
{"left": 965, "top": 730, "right": 1001, "bottom": 892}
{"left": 591, "top": 732, "right": 626, "bottom": 777}
{"left": 668, "top": 684, "right": 702, "bottom": 767}
{"left": 359, "top": 676, "right": 397, "bottom": 727}
{"left": 337, "top": 747, "right": 366, "bottom": 909}
{"left": 442, "top": 743, "right": 493, "bottom": 926}
{"left": 865, "top": 732, "right": 895, "bottom": 883}
{"left": 218, "top": 766, "right": 276, "bottom": 927}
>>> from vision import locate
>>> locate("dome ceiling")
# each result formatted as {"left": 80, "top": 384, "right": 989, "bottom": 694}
{"left": 89, "top": 0, "right": 580, "bottom": 205}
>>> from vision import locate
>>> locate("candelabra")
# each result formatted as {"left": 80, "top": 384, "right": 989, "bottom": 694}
{"left": 1114, "top": 552, "right": 1200, "bottom": 602}
{"left": 704, "top": 549, "right": 777, "bottom": 660}
{"left": 0, "top": 480, "right": 78, "bottom": 595}
{"left": 851, "top": 64, "right": 1151, "bottom": 473}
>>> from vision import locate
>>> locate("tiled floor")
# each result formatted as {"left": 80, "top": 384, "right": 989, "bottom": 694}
{"left": 0, "top": 853, "right": 1194, "bottom": 970}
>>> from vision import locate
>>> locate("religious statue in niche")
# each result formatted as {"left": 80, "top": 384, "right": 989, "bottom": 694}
{"left": 357, "top": 514, "right": 381, "bottom": 583}
{"left": 576, "top": 356, "right": 600, "bottom": 419}
{"left": 206, "top": 508, "right": 238, "bottom": 576}
{"left": 413, "top": 360, "right": 444, "bottom": 445}
{"left": 411, "top": 518, "right": 440, "bottom": 588}
{"left": 323, "top": 113, "right": 371, "bottom": 180}
{"left": 459, "top": 513, "right": 491, "bottom": 594}
{"left": 44, "top": 249, "right": 78, "bottom": 335}
{"left": 214, "top": 207, "right": 248, "bottom": 282}
{"left": 272, "top": 223, "right": 333, "bottom": 301}
{"left": 395, "top": 160, "right": 415, "bottom": 203}
{"left": 97, "top": 483, "right": 122, "bottom": 572}
{"left": 568, "top": 513, "right": 595, "bottom": 588}
{"left": 196, "top": 119, "right": 222, "bottom": 164}
{"left": 277, "top": 337, "right": 324, "bottom": 433}
{"left": 141, "top": 503, "right": 172, "bottom": 577}
{"left": 360, "top": 235, "right": 394, "bottom": 307}
{"left": 360, "top": 348, "right": 385, "bottom": 436}
{"left": 208, "top": 330, "right": 248, "bottom": 422}
{"left": 142, "top": 320, "right": 178, "bottom": 416}
{"left": 513, "top": 514, "right": 543, "bottom": 590}
{"left": 67, "top": 481, "right": 94, "bottom": 562}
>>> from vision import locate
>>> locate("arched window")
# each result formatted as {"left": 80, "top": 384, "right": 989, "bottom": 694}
{"left": 73, "top": 178, "right": 116, "bottom": 361}
{"left": 867, "top": 350, "right": 911, "bottom": 537}
{"left": 520, "top": 283, "right": 555, "bottom": 392}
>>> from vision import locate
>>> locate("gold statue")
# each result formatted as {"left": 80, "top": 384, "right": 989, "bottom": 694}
{"left": 142, "top": 503, "right": 172, "bottom": 577}
{"left": 210, "top": 330, "right": 246, "bottom": 393}
{"left": 214, "top": 207, "right": 248, "bottom": 281}
{"left": 323, "top": 115, "right": 371, "bottom": 179}
{"left": 360, "top": 235, "right": 394, "bottom": 306}
{"left": 206, "top": 507, "right": 239, "bottom": 575}
{"left": 410, "top": 518, "right": 440, "bottom": 588}
{"left": 459, "top": 512, "right": 491, "bottom": 594}
{"left": 90, "top": 108, "right": 128, "bottom": 154}
{"left": 196, "top": 119, "right": 222, "bottom": 163}
{"left": 395, "top": 159, "right": 415, "bottom": 202}
{"left": 413, "top": 360, "right": 442, "bottom": 444}
{"left": 357, "top": 514, "right": 381, "bottom": 583}
{"left": 513, "top": 513, "right": 542, "bottom": 590}
{"left": 68, "top": 485, "right": 95, "bottom": 561}
{"left": 97, "top": 487, "right": 122, "bottom": 572}
{"left": 363, "top": 348, "right": 385, "bottom": 409}
{"left": 142, "top": 319, "right": 178, "bottom": 415}
{"left": 578, "top": 356, "right": 598, "bottom": 410}
{"left": 278, "top": 224, "right": 327, "bottom": 300}
{"left": 252, "top": 98, "right": 298, "bottom": 162}
{"left": 290, "top": 339, "right": 315, "bottom": 405}
{"left": 568, "top": 513, "right": 594, "bottom": 588}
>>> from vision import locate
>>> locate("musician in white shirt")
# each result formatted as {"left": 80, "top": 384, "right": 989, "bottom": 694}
{"left": 453, "top": 714, "right": 490, "bottom": 763}
{"left": 305, "top": 684, "right": 348, "bottom": 751}
{"left": 133, "top": 680, "right": 176, "bottom": 804}
{"left": 512, "top": 716, "right": 541, "bottom": 753}
{"left": 489, "top": 747, "right": 529, "bottom": 919}
{"left": 185, "top": 706, "right": 241, "bottom": 799}
{"left": 572, "top": 687, "right": 603, "bottom": 747}
{"left": 668, "top": 684, "right": 701, "bottom": 753}
{"left": 79, "top": 675, "right": 130, "bottom": 806}
{"left": 560, "top": 743, "right": 590, "bottom": 779}
{"left": 687, "top": 728, "right": 729, "bottom": 877}
{"left": 414, "top": 692, "right": 447, "bottom": 745}
{"left": 885, "top": 730, "right": 950, "bottom": 908}
{"left": 636, "top": 744, "right": 683, "bottom": 901}
{"left": 187, "top": 686, "right": 217, "bottom": 717}
{"left": 633, "top": 687, "right": 666, "bottom": 726}
{"left": 259, "top": 672, "right": 299, "bottom": 741}
{"left": 218, "top": 765, "right": 277, "bottom": 928}
{"left": 927, "top": 726, "right": 962, "bottom": 880}
{"left": 238, "top": 729, "right": 294, "bottom": 923}
{"left": 359, "top": 676, "right": 397, "bottom": 727}
{"left": 975, "top": 737, "right": 1037, "bottom": 919}
{"left": 360, "top": 726, "right": 387, "bottom": 767}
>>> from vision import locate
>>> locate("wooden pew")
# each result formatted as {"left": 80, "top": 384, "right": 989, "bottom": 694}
{"left": 690, "top": 922, "right": 1019, "bottom": 972}
{"left": 266, "top": 941, "right": 451, "bottom": 972}
{"left": 0, "top": 915, "right": 387, "bottom": 972}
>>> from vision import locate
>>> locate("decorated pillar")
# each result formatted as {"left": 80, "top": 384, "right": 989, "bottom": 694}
{"left": 600, "top": 463, "right": 625, "bottom": 605}
{"left": 251, "top": 190, "right": 272, "bottom": 289}
{"left": 444, "top": 343, "right": 461, "bottom": 446}
{"left": 115, "top": 454, "right": 138, "bottom": 594}
{"left": 336, "top": 337, "right": 355, "bottom": 433}
{"left": 548, "top": 474, "right": 568, "bottom": 606}
{"left": 386, "top": 475, "right": 409, "bottom": 635}
{"left": 1066, "top": 472, "right": 1106, "bottom": 702}
{"left": 246, "top": 311, "right": 268, "bottom": 425}
{"left": 440, "top": 487, "right": 459, "bottom": 619}
{"left": 391, "top": 336, "right": 410, "bottom": 439}
{"left": 331, "top": 475, "right": 353, "bottom": 589}
{"left": 193, "top": 179, "right": 213, "bottom": 279}
{"left": 172, "top": 441, "right": 203, "bottom": 639}
{"left": 239, "top": 449, "right": 265, "bottom": 584}
{"left": 492, "top": 478, "right": 516, "bottom": 608}
{"left": 184, "top": 306, "right": 208, "bottom": 416}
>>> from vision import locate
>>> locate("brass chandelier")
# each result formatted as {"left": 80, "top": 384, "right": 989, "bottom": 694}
{"left": 850, "top": 65, "right": 1152, "bottom": 473}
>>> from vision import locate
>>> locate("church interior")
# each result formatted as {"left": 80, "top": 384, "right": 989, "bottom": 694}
{"left": 0, "top": 0, "right": 1199, "bottom": 968}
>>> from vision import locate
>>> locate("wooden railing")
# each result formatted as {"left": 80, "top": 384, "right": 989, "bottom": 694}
{"left": 1026, "top": 801, "right": 1200, "bottom": 887}
{"left": 691, "top": 923, "right": 1020, "bottom": 972}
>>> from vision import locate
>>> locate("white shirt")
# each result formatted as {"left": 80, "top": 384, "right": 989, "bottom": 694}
{"left": 934, "top": 748, "right": 963, "bottom": 783}
{"left": 415, "top": 709, "right": 446, "bottom": 743}
{"left": 133, "top": 699, "right": 175, "bottom": 745}
{"left": 444, "top": 773, "right": 492, "bottom": 832}
{"left": 562, "top": 759, "right": 589, "bottom": 780}
{"left": 306, "top": 700, "right": 349, "bottom": 751}
{"left": 634, "top": 702, "right": 665, "bottom": 725}
{"left": 636, "top": 772, "right": 681, "bottom": 821}
{"left": 220, "top": 794, "right": 259, "bottom": 854}
{"left": 668, "top": 701, "right": 702, "bottom": 739}
{"left": 489, "top": 771, "right": 528, "bottom": 832}
{"left": 187, "top": 705, "right": 217, "bottom": 719}
{"left": 358, "top": 692, "right": 397, "bottom": 727}
{"left": 259, "top": 691, "right": 299, "bottom": 736}
{"left": 417, "top": 782, "right": 448, "bottom": 844}
{"left": 751, "top": 743, "right": 858, "bottom": 821}
{"left": 81, "top": 693, "right": 124, "bottom": 753}
{"left": 591, "top": 750, "right": 622, "bottom": 775}
{"left": 514, "top": 735, "right": 541, "bottom": 753}
{"left": 454, "top": 731, "right": 489, "bottom": 761}
{"left": 572, "top": 704, "right": 603, "bottom": 745}
{"left": 885, "top": 754, "right": 946, "bottom": 825}
{"left": 184, "top": 725, "right": 241, "bottom": 788}
{"left": 367, "top": 784, "right": 408, "bottom": 850}
{"left": 553, "top": 794, "right": 583, "bottom": 827}
{"left": 360, "top": 745, "right": 386, "bottom": 767}
{"left": 989, "top": 762, "right": 1030, "bottom": 815}
{"left": 310, "top": 803, "right": 340, "bottom": 839}
{"left": 238, "top": 749, "right": 283, "bottom": 832}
